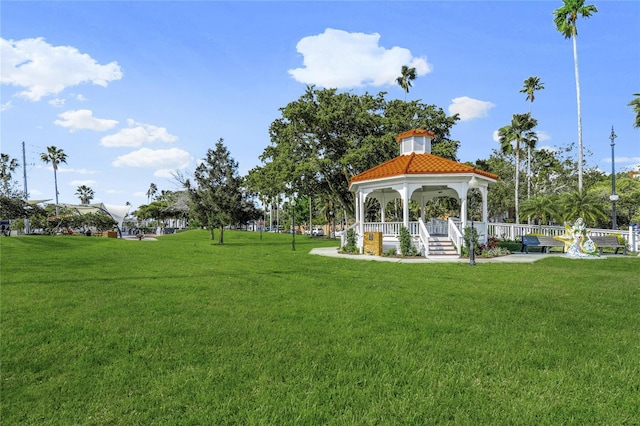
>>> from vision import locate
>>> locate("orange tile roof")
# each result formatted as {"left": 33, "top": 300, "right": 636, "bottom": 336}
{"left": 396, "top": 129, "right": 435, "bottom": 142}
{"left": 350, "top": 152, "right": 498, "bottom": 185}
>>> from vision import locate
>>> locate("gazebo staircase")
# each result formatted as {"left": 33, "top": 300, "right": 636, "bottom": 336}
{"left": 425, "top": 235, "right": 459, "bottom": 257}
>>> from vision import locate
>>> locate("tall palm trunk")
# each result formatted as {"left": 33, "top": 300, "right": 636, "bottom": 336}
{"left": 515, "top": 147, "right": 520, "bottom": 224}
{"left": 572, "top": 31, "right": 583, "bottom": 192}
{"left": 53, "top": 166, "right": 60, "bottom": 216}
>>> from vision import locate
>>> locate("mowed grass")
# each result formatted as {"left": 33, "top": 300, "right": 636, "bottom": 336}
{"left": 1, "top": 231, "right": 639, "bottom": 425}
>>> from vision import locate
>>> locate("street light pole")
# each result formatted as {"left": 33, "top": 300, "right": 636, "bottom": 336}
{"left": 609, "top": 126, "right": 618, "bottom": 230}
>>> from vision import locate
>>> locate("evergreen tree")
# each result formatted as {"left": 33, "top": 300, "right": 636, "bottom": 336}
{"left": 190, "top": 139, "right": 243, "bottom": 244}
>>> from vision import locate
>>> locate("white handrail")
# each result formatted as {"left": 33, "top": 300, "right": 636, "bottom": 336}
{"left": 418, "top": 218, "right": 431, "bottom": 256}
{"left": 448, "top": 217, "right": 464, "bottom": 254}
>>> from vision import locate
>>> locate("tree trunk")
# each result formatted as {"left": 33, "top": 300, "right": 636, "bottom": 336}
{"left": 515, "top": 146, "right": 520, "bottom": 225}
{"left": 218, "top": 227, "right": 224, "bottom": 245}
{"left": 573, "top": 32, "right": 583, "bottom": 192}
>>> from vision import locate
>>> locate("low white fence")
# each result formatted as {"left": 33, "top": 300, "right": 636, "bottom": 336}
{"left": 350, "top": 221, "right": 638, "bottom": 253}
{"left": 487, "top": 222, "right": 636, "bottom": 247}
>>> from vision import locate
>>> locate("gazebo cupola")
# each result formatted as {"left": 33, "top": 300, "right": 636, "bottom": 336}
{"left": 398, "top": 129, "right": 435, "bottom": 155}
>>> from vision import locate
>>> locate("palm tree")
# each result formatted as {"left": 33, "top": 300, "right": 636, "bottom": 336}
{"left": 520, "top": 194, "right": 559, "bottom": 228}
{"left": 40, "top": 146, "right": 68, "bottom": 215}
{"left": 75, "top": 185, "right": 95, "bottom": 204}
{"left": 498, "top": 113, "right": 538, "bottom": 224}
{"left": 396, "top": 65, "right": 417, "bottom": 101}
{"left": 629, "top": 93, "right": 640, "bottom": 128}
{"left": 553, "top": 0, "right": 598, "bottom": 192}
{"left": 560, "top": 190, "right": 607, "bottom": 227}
{"left": 520, "top": 76, "right": 545, "bottom": 199}
{"left": 146, "top": 182, "right": 157, "bottom": 203}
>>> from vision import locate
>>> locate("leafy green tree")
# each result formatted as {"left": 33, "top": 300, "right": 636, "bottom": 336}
{"left": 498, "top": 113, "right": 538, "bottom": 223}
{"left": 519, "top": 76, "right": 545, "bottom": 199}
{"left": 249, "top": 86, "right": 460, "bottom": 218}
{"left": 40, "top": 146, "right": 67, "bottom": 214}
{"left": 629, "top": 93, "right": 640, "bottom": 128}
{"left": 190, "top": 139, "right": 243, "bottom": 244}
{"left": 396, "top": 65, "right": 417, "bottom": 101}
{"left": 75, "top": 185, "right": 94, "bottom": 204}
{"left": 553, "top": 0, "right": 598, "bottom": 192}
{"left": 0, "top": 153, "right": 21, "bottom": 197}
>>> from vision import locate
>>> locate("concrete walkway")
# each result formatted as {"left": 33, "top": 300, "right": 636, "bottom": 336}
{"left": 309, "top": 247, "right": 583, "bottom": 263}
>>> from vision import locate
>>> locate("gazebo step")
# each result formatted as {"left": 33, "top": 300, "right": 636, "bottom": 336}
{"left": 427, "top": 237, "right": 458, "bottom": 256}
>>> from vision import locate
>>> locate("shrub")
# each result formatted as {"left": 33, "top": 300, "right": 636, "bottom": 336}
{"left": 383, "top": 247, "right": 397, "bottom": 257}
{"left": 340, "top": 228, "right": 359, "bottom": 254}
{"left": 399, "top": 226, "right": 418, "bottom": 257}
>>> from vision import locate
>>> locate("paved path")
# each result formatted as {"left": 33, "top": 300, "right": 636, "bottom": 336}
{"left": 309, "top": 247, "right": 598, "bottom": 263}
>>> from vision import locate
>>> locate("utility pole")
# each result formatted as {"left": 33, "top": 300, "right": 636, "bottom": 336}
{"left": 22, "top": 141, "right": 30, "bottom": 234}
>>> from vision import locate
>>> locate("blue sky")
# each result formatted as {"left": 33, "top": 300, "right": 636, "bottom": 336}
{"left": 1, "top": 1, "right": 638, "bottom": 211}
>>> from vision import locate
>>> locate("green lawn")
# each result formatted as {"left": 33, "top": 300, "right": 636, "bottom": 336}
{"left": 1, "top": 231, "right": 639, "bottom": 424}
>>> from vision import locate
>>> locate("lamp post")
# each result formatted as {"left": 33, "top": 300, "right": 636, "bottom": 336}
{"left": 609, "top": 126, "right": 618, "bottom": 230}
{"left": 291, "top": 198, "right": 296, "bottom": 251}
{"left": 469, "top": 175, "right": 479, "bottom": 266}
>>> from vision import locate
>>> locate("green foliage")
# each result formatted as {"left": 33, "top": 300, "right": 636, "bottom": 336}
{"left": 399, "top": 225, "right": 418, "bottom": 256}
{"left": 248, "top": 86, "right": 460, "bottom": 217}
{"left": 0, "top": 153, "right": 22, "bottom": 198}
{"left": 340, "top": 228, "right": 358, "bottom": 254}
{"left": 629, "top": 93, "right": 640, "bottom": 128}
{"left": 1, "top": 232, "right": 639, "bottom": 424}
{"left": 190, "top": 139, "right": 244, "bottom": 244}
{"left": 559, "top": 190, "right": 607, "bottom": 227}
{"left": 382, "top": 247, "right": 397, "bottom": 257}
{"left": 463, "top": 226, "right": 480, "bottom": 255}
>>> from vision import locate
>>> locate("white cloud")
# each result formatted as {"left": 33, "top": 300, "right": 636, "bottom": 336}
{"left": 492, "top": 130, "right": 500, "bottom": 143}
{"left": 448, "top": 97, "right": 495, "bottom": 121}
{"left": 0, "top": 37, "right": 123, "bottom": 101}
{"left": 72, "top": 168, "right": 98, "bottom": 175}
{"left": 69, "top": 180, "right": 97, "bottom": 186}
{"left": 288, "top": 28, "right": 432, "bottom": 88}
{"left": 536, "top": 130, "right": 550, "bottom": 142}
{"left": 101, "top": 119, "right": 178, "bottom": 147}
{"left": 603, "top": 156, "right": 640, "bottom": 164}
{"left": 112, "top": 147, "right": 193, "bottom": 170}
{"left": 1, "top": 101, "right": 11, "bottom": 111}
{"left": 54, "top": 109, "right": 119, "bottom": 132}
{"left": 49, "top": 98, "right": 65, "bottom": 108}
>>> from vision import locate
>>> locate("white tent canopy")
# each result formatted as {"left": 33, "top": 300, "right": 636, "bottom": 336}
{"left": 58, "top": 203, "right": 131, "bottom": 235}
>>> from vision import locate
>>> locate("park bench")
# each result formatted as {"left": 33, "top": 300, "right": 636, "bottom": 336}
{"left": 521, "top": 235, "right": 565, "bottom": 254}
{"left": 590, "top": 236, "right": 627, "bottom": 255}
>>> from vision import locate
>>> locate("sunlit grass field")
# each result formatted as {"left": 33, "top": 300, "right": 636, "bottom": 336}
{"left": 1, "top": 230, "right": 639, "bottom": 424}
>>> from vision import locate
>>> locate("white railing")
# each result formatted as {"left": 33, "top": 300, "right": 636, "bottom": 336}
{"left": 364, "top": 222, "right": 400, "bottom": 236}
{"left": 418, "top": 218, "right": 431, "bottom": 256}
{"left": 448, "top": 217, "right": 464, "bottom": 254}
{"left": 426, "top": 218, "right": 448, "bottom": 235}
{"left": 363, "top": 221, "right": 421, "bottom": 236}
{"left": 487, "top": 222, "right": 632, "bottom": 244}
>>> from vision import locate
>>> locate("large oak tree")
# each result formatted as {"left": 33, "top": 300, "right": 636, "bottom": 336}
{"left": 248, "top": 86, "right": 460, "bottom": 217}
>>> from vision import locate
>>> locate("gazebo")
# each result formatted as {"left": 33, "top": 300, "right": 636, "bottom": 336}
{"left": 348, "top": 129, "right": 498, "bottom": 257}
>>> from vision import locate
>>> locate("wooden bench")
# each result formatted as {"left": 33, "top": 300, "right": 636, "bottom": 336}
{"left": 521, "top": 236, "right": 565, "bottom": 254}
{"left": 590, "top": 236, "right": 627, "bottom": 255}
